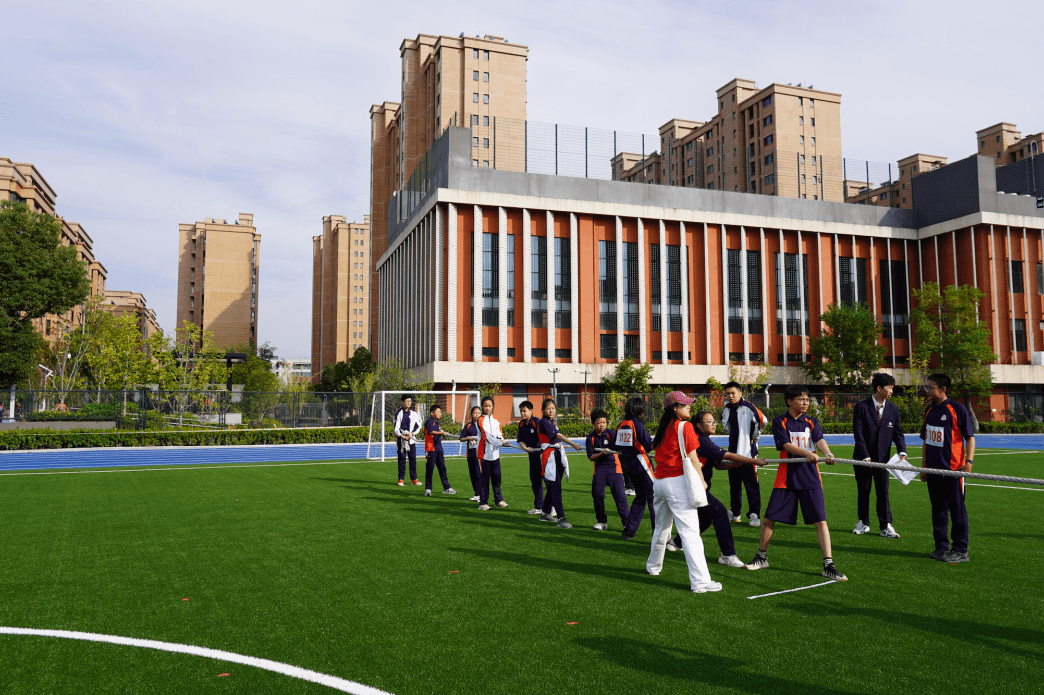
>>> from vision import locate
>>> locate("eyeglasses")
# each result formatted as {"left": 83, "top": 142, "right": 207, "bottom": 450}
{"left": 924, "top": 385, "right": 939, "bottom": 391}
{"left": 701, "top": 419, "right": 716, "bottom": 426}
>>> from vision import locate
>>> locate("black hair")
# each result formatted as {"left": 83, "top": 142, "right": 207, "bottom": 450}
{"left": 431, "top": 404, "right": 442, "bottom": 414}
{"left": 590, "top": 408, "right": 608, "bottom": 424}
{"left": 651, "top": 403, "right": 683, "bottom": 451}
{"left": 481, "top": 396, "right": 494, "bottom": 405}
{"left": 694, "top": 410, "right": 714, "bottom": 428}
{"left": 400, "top": 394, "right": 411, "bottom": 402}
{"left": 871, "top": 372, "right": 896, "bottom": 391}
{"left": 723, "top": 381, "right": 742, "bottom": 392}
{"left": 784, "top": 384, "right": 809, "bottom": 404}
{"left": 623, "top": 397, "right": 645, "bottom": 421}
{"left": 927, "top": 373, "right": 951, "bottom": 395}
{"left": 542, "top": 398, "right": 556, "bottom": 412}
{"left": 470, "top": 406, "right": 481, "bottom": 420}
{"left": 519, "top": 400, "right": 534, "bottom": 411}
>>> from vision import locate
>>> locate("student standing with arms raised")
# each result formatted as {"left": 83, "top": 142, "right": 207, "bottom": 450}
{"left": 919, "top": 373, "right": 975, "bottom": 563}
{"left": 721, "top": 381, "right": 768, "bottom": 527}
{"left": 851, "top": 372, "right": 905, "bottom": 538}
{"left": 646, "top": 391, "right": 721, "bottom": 594}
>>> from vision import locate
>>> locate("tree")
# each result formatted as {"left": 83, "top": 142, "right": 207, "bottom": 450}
{"left": 0, "top": 201, "right": 92, "bottom": 386}
{"left": 910, "top": 283, "right": 996, "bottom": 425}
{"left": 230, "top": 354, "right": 281, "bottom": 422}
{"left": 85, "top": 311, "right": 151, "bottom": 393}
{"left": 47, "top": 296, "right": 109, "bottom": 405}
{"left": 728, "top": 361, "right": 771, "bottom": 396}
{"left": 804, "top": 303, "right": 887, "bottom": 389}
{"left": 602, "top": 358, "right": 653, "bottom": 393}
{"left": 153, "top": 322, "right": 229, "bottom": 426}
{"left": 314, "top": 347, "right": 375, "bottom": 392}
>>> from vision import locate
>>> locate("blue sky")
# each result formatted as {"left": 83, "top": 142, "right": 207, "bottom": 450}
{"left": 3, "top": 0, "right": 1039, "bottom": 358}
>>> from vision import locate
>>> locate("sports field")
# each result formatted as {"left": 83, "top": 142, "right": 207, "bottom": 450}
{"left": 1, "top": 445, "right": 1041, "bottom": 694}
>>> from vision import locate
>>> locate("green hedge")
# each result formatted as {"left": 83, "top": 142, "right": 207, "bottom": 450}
{"left": 976, "top": 421, "right": 1044, "bottom": 434}
{"left": 0, "top": 426, "right": 372, "bottom": 451}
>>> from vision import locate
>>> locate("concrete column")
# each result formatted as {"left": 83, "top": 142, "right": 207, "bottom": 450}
{"left": 547, "top": 211, "right": 555, "bottom": 362}
{"left": 447, "top": 203, "right": 458, "bottom": 362}
{"left": 869, "top": 236, "right": 877, "bottom": 318}
{"left": 473, "top": 205, "right": 483, "bottom": 362}
{"left": 904, "top": 239, "right": 914, "bottom": 354}
{"left": 1006, "top": 226, "right": 1017, "bottom": 364}
{"left": 570, "top": 213, "right": 579, "bottom": 364}
{"left": 522, "top": 208, "right": 532, "bottom": 363}
{"left": 759, "top": 227, "right": 768, "bottom": 354}
{"left": 887, "top": 240, "right": 895, "bottom": 368}
{"left": 989, "top": 226, "right": 1000, "bottom": 356}
{"left": 952, "top": 230, "right": 959, "bottom": 288}
{"left": 970, "top": 227, "right": 979, "bottom": 325}
{"left": 703, "top": 223, "right": 711, "bottom": 365}
{"left": 681, "top": 222, "right": 689, "bottom": 365}
{"left": 434, "top": 206, "right": 443, "bottom": 362}
{"left": 934, "top": 236, "right": 941, "bottom": 285}
{"left": 721, "top": 227, "right": 728, "bottom": 364}
{"left": 659, "top": 220, "right": 668, "bottom": 362}
{"left": 615, "top": 215, "right": 624, "bottom": 362}
{"left": 797, "top": 230, "right": 806, "bottom": 360}
{"left": 740, "top": 226, "right": 749, "bottom": 365}
{"left": 499, "top": 207, "right": 508, "bottom": 363}
{"left": 1024, "top": 228, "right": 1034, "bottom": 356}
{"left": 833, "top": 233, "right": 841, "bottom": 306}
{"left": 638, "top": 218, "right": 647, "bottom": 364}
{"left": 779, "top": 228, "right": 787, "bottom": 368}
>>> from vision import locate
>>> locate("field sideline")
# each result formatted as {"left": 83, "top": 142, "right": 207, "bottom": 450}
{"left": 1, "top": 445, "right": 1041, "bottom": 693}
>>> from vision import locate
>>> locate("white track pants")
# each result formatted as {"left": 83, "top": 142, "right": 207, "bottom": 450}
{"left": 647, "top": 474, "right": 713, "bottom": 589}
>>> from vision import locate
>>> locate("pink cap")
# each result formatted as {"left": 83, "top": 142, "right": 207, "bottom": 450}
{"left": 663, "top": 391, "right": 695, "bottom": 407}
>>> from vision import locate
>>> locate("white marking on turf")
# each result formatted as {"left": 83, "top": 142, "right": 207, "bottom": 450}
{"left": 0, "top": 627, "right": 392, "bottom": 694}
{"left": 747, "top": 581, "right": 838, "bottom": 600}
{"left": 0, "top": 460, "right": 364, "bottom": 476}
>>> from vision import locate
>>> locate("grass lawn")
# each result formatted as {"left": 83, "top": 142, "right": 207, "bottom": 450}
{"left": 1, "top": 445, "right": 1042, "bottom": 694}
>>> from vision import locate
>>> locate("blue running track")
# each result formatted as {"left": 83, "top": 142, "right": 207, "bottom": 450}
{"left": 1, "top": 434, "right": 1041, "bottom": 473}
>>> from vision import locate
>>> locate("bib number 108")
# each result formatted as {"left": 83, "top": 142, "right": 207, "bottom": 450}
{"left": 925, "top": 425, "right": 945, "bottom": 448}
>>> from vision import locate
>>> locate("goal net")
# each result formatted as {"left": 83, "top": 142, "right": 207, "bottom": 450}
{"left": 365, "top": 390, "right": 481, "bottom": 461}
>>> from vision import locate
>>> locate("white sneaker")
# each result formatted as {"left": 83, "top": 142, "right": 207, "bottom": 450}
{"left": 443, "top": 488, "right": 457, "bottom": 495}
{"left": 666, "top": 540, "right": 679, "bottom": 552}
{"left": 526, "top": 508, "right": 542, "bottom": 515}
{"left": 592, "top": 522, "right": 608, "bottom": 531}
{"left": 423, "top": 489, "right": 432, "bottom": 497}
{"left": 625, "top": 488, "right": 636, "bottom": 496}
{"left": 718, "top": 554, "right": 745, "bottom": 568}
{"left": 477, "top": 504, "right": 491, "bottom": 510}
{"left": 647, "top": 568, "right": 661, "bottom": 576}
{"left": 727, "top": 510, "right": 738, "bottom": 522}
{"left": 693, "top": 581, "right": 723, "bottom": 593}
{"left": 852, "top": 520, "right": 871, "bottom": 535}
{"left": 880, "top": 523, "right": 900, "bottom": 538}
{"left": 496, "top": 500, "right": 509, "bottom": 508}
{"left": 468, "top": 495, "right": 480, "bottom": 501}
{"left": 748, "top": 514, "right": 761, "bottom": 527}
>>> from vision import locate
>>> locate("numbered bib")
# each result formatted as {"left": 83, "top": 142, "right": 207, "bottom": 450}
{"left": 615, "top": 428, "right": 634, "bottom": 447}
{"left": 789, "top": 428, "right": 812, "bottom": 452}
{"left": 925, "top": 424, "right": 945, "bottom": 448}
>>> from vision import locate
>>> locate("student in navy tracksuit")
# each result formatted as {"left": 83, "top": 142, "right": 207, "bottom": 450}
{"left": 672, "top": 410, "right": 766, "bottom": 566}
{"left": 586, "top": 408, "right": 630, "bottom": 531}
{"left": 460, "top": 406, "right": 483, "bottom": 501}
{"left": 721, "top": 381, "right": 768, "bottom": 526}
{"left": 394, "top": 395, "right": 421, "bottom": 486}
{"left": 536, "top": 398, "right": 584, "bottom": 528}
{"left": 919, "top": 372, "right": 975, "bottom": 564}
{"left": 616, "top": 397, "right": 656, "bottom": 540}
{"left": 516, "top": 400, "right": 545, "bottom": 515}
{"left": 851, "top": 372, "right": 906, "bottom": 538}
{"left": 422, "top": 405, "right": 457, "bottom": 496}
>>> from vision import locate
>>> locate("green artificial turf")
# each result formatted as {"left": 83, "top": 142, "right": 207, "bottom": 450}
{"left": 1, "top": 445, "right": 1042, "bottom": 694}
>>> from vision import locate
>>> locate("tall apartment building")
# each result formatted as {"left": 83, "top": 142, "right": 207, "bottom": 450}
{"left": 176, "top": 214, "right": 260, "bottom": 349}
{"left": 311, "top": 215, "right": 370, "bottom": 377}
{"left": 102, "top": 290, "right": 162, "bottom": 340}
{"left": 369, "top": 33, "right": 528, "bottom": 358}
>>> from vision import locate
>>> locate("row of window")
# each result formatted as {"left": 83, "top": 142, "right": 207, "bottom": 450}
{"left": 472, "top": 71, "right": 490, "bottom": 82}
{"left": 472, "top": 93, "right": 490, "bottom": 103}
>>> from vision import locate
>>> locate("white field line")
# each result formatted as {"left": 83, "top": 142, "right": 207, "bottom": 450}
{"left": 0, "top": 627, "right": 392, "bottom": 694}
{"left": 0, "top": 460, "right": 365, "bottom": 476}
{"left": 747, "top": 581, "right": 839, "bottom": 600}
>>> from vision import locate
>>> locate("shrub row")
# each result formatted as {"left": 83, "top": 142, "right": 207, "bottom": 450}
{"left": 976, "top": 421, "right": 1044, "bottom": 434}
{"left": 0, "top": 426, "right": 372, "bottom": 451}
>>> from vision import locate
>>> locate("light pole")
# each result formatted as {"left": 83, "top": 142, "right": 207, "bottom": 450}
{"left": 575, "top": 368, "right": 592, "bottom": 417}
{"left": 547, "top": 367, "right": 560, "bottom": 404}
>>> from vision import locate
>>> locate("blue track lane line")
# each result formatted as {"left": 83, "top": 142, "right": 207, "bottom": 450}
{"left": 0, "top": 434, "right": 1041, "bottom": 472}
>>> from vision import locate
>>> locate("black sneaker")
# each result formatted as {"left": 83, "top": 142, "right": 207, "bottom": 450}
{"left": 620, "top": 531, "right": 636, "bottom": 540}
{"left": 822, "top": 562, "right": 848, "bottom": 581}
{"left": 942, "top": 550, "right": 969, "bottom": 563}
{"left": 744, "top": 553, "right": 769, "bottom": 571}
{"left": 928, "top": 548, "right": 948, "bottom": 561}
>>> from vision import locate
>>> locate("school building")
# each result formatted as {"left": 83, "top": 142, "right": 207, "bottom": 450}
{"left": 374, "top": 126, "right": 1044, "bottom": 419}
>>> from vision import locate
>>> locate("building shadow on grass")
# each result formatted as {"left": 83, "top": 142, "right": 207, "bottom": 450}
{"left": 573, "top": 635, "right": 864, "bottom": 694}
{"left": 781, "top": 600, "right": 1044, "bottom": 660}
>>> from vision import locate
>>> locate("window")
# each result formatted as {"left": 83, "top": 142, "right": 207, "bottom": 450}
{"left": 483, "top": 116, "right": 489, "bottom": 126}
{"left": 622, "top": 241, "right": 639, "bottom": 331}
{"left": 765, "top": 173, "right": 775, "bottom": 184}
{"left": 708, "top": 182, "right": 714, "bottom": 190}
{"left": 811, "top": 118, "right": 816, "bottom": 127}
{"left": 600, "top": 334, "right": 618, "bottom": 358}
{"left": 708, "top": 164, "right": 715, "bottom": 174}
{"left": 707, "top": 147, "right": 714, "bottom": 156}
{"left": 801, "top": 174, "right": 806, "bottom": 184}
{"left": 473, "top": 92, "right": 479, "bottom": 102}
{"left": 473, "top": 70, "right": 479, "bottom": 80}
{"left": 727, "top": 250, "right": 763, "bottom": 334}
{"left": 811, "top": 137, "right": 816, "bottom": 146}
{"left": 798, "top": 97, "right": 803, "bottom": 106}
{"left": 505, "top": 234, "right": 515, "bottom": 327}
{"left": 1011, "top": 260, "right": 1025, "bottom": 293}
{"left": 800, "top": 135, "right": 805, "bottom": 145}
{"left": 763, "top": 115, "right": 773, "bottom": 126}
{"left": 482, "top": 233, "right": 499, "bottom": 326}
{"left": 812, "top": 155, "right": 817, "bottom": 166}
{"left": 996, "top": 135, "right": 1001, "bottom": 143}
{"left": 555, "top": 348, "right": 572, "bottom": 359}
{"left": 624, "top": 334, "right": 639, "bottom": 359}
{"left": 687, "top": 175, "right": 693, "bottom": 183}
{"left": 483, "top": 94, "right": 489, "bottom": 104}
{"left": 532, "top": 348, "right": 548, "bottom": 358}
{"left": 799, "top": 116, "right": 804, "bottom": 125}
{"left": 839, "top": 257, "right": 868, "bottom": 306}
{"left": 481, "top": 347, "right": 499, "bottom": 358}
{"left": 651, "top": 245, "right": 661, "bottom": 332}
{"left": 473, "top": 159, "right": 478, "bottom": 167}
{"left": 775, "top": 252, "right": 810, "bottom": 336}
{"left": 762, "top": 96, "right": 772, "bottom": 107}
{"left": 483, "top": 50, "right": 489, "bottom": 60}
{"left": 800, "top": 154, "right": 805, "bottom": 164}
{"left": 1037, "top": 262, "right": 1043, "bottom": 294}
{"left": 686, "top": 142, "right": 693, "bottom": 150}
{"left": 687, "top": 158, "right": 693, "bottom": 167}
{"left": 667, "top": 351, "right": 683, "bottom": 361}
{"left": 765, "top": 153, "right": 774, "bottom": 165}
{"left": 653, "top": 351, "right": 662, "bottom": 360}
{"left": 473, "top": 136, "right": 479, "bottom": 147}
{"left": 555, "top": 237, "right": 571, "bottom": 328}
{"left": 667, "top": 245, "right": 682, "bottom": 332}
{"left": 809, "top": 98, "right": 815, "bottom": 107}
{"left": 473, "top": 49, "right": 479, "bottom": 59}
{"left": 813, "top": 175, "right": 818, "bottom": 185}
{"left": 471, "top": 114, "right": 479, "bottom": 125}
{"left": 483, "top": 161, "right": 489, "bottom": 168}
{"left": 483, "top": 72, "right": 489, "bottom": 82}
{"left": 763, "top": 134, "right": 773, "bottom": 145}
{"left": 599, "top": 241, "right": 618, "bottom": 330}
{"left": 1015, "top": 319, "right": 1027, "bottom": 352}
{"left": 483, "top": 138, "right": 489, "bottom": 148}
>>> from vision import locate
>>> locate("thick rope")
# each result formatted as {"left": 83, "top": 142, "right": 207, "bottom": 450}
{"left": 761, "top": 457, "right": 1044, "bottom": 486}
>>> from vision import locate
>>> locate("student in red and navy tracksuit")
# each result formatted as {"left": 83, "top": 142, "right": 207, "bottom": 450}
{"left": 586, "top": 408, "right": 630, "bottom": 531}
{"left": 617, "top": 397, "right": 656, "bottom": 540}
{"left": 460, "top": 406, "right": 483, "bottom": 501}
{"left": 672, "top": 410, "right": 766, "bottom": 567}
{"left": 516, "top": 400, "right": 546, "bottom": 515}
{"left": 744, "top": 384, "right": 848, "bottom": 582}
{"left": 422, "top": 405, "right": 457, "bottom": 497}
{"left": 919, "top": 372, "right": 975, "bottom": 564}
{"left": 721, "top": 381, "right": 768, "bottom": 526}
{"left": 537, "top": 398, "right": 584, "bottom": 528}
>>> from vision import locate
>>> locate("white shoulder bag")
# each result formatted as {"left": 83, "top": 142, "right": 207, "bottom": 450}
{"left": 678, "top": 421, "right": 709, "bottom": 509}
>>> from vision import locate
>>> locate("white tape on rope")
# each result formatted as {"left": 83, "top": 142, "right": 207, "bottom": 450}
{"left": 747, "top": 581, "right": 838, "bottom": 600}
{"left": 0, "top": 627, "right": 393, "bottom": 694}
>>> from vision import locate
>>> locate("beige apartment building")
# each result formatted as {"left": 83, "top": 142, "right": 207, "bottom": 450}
{"left": 176, "top": 214, "right": 260, "bottom": 349}
{"left": 311, "top": 215, "right": 370, "bottom": 377}
{"left": 369, "top": 33, "right": 528, "bottom": 358}
{"left": 102, "top": 290, "right": 162, "bottom": 340}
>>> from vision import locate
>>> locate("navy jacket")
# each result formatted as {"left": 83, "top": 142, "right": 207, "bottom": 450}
{"left": 852, "top": 397, "right": 906, "bottom": 463}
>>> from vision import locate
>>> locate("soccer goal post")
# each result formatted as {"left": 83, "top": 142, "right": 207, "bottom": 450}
{"left": 366, "top": 390, "right": 482, "bottom": 461}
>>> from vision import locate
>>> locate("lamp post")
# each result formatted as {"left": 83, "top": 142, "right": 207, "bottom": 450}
{"left": 547, "top": 367, "right": 560, "bottom": 404}
{"left": 575, "top": 368, "right": 592, "bottom": 417}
